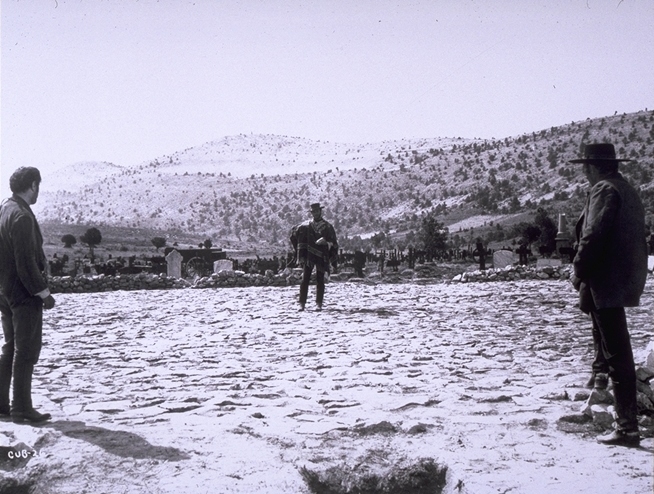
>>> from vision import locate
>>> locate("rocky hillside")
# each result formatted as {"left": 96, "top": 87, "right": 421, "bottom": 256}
{"left": 36, "top": 110, "right": 654, "bottom": 251}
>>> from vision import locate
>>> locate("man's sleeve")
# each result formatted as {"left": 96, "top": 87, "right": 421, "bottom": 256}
{"left": 328, "top": 223, "right": 338, "bottom": 249}
{"left": 573, "top": 182, "right": 619, "bottom": 280}
{"left": 12, "top": 214, "right": 49, "bottom": 296}
{"left": 328, "top": 224, "right": 338, "bottom": 263}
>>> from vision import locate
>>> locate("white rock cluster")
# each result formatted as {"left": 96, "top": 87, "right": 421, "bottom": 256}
{"left": 451, "top": 264, "right": 573, "bottom": 283}
{"left": 582, "top": 365, "right": 654, "bottom": 429}
{"left": 191, "top": 268, "right": 300, "bottom": 289}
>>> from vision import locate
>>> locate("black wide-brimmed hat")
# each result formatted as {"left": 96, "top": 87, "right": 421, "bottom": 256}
{"left": 568, "top": 143, "right": 632, "bottom": 164}
{"left": 309, "top": 203, "right": 324, "bottom": 212}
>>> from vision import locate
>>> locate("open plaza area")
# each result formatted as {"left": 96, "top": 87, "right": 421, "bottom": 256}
{"left": 1, "top": 278, "right": 653, "bottom": 493}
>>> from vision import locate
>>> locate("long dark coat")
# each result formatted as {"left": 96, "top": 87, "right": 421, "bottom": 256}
{"left": 573, "top": 172, "right": 647, "bottom": 312}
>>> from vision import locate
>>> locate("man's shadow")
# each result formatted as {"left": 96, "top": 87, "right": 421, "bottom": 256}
{"left": 38, "top": 420, "right": 189, "bottom": 461}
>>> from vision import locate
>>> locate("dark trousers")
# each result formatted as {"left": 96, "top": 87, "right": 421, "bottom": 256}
{"left": 590, "top": 313, "right": 609, "bottom": 375}
{"left": 299, "top": 265, "right": 325, "bottom": 306}
{"left": 590, "top": 307, "right": 638, "bottom": 432}
{"left": 0, "top": 295, "right": 43, "bottom": 412}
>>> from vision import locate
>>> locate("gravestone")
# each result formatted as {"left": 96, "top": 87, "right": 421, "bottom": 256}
{"left": 214, "top": 259, "right": 233, "bottom": 273}
{"left": 536, "top": 258, "right": 562, "bottom": 268}
{"left": 492, "top": 250, "right": 514, "bottom": 269}
{"left": 166, "top": 249, "right": 183, "bottom": 278}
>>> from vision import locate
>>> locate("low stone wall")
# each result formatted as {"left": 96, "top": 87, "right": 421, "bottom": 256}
{"left": 336, "top": 263, "right": 573, "bottom": 284}
{"left": 450, "top": 263, "right": 573, "bottom": 283}
{"left": 191, "top": 269, "right": 299, "bottom": 289}
{"left": 47, "top": 263, "right": 576, "bottom": 294}
{"left": 48, "top": 273, "right": 191, "bottom": 293}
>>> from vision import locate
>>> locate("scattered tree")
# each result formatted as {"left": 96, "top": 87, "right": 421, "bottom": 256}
{"left": 419, "top": 213, "right": 448, "bottom": 260}
{"left": 151, "top": 237, "right": 167, "bottom": 251}
{"left": 80, "top": 227, "right": 102, "bottom": 262}
{"left": 521, "top": 224, "right": 541, "bottom": 249}
{"left": 61, "top": 234, "right": 77, "bottom": 248}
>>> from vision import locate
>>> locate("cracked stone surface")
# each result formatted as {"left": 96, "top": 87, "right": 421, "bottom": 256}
{"left": 1, "top": 278, "right": 652, "bottom": 493}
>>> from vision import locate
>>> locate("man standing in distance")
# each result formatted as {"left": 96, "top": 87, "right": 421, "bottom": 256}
{"left": 0, "top": 167, "right": 55, "bottom": 423}
{"left": 569, "top": 143, "right": 647, "bottom": 447}
{"left": 292, "top": 203, "right": 338, "bottom": 311}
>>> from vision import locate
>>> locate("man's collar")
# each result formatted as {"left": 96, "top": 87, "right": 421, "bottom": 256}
{"left": 10, "top": 195, "right": 32, "bottom": 211}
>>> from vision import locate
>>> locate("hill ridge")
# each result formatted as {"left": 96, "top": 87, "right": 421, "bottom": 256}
{"left": 36, "top": 110, "right": 654, "bottom": 253}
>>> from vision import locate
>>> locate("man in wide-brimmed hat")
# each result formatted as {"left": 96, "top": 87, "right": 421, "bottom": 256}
{"left": 290, "top": 203, "right": 338, "bottom": 310}
{"left": 569, "top": 143, "right": 647, "bottom": 447}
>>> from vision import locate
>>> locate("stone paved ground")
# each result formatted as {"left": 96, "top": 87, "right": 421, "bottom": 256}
{"left": 1, "top": 278, "right": 653, "bottom": 493}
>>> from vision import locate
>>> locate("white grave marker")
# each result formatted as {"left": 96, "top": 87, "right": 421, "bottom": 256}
{"left": 166, "top": 249, "right": 183, "bottom": 278}
{"left": 214, "top": 259, "right": 233, "bottom": 273}
{"left": 492, "top": 250, "right": 515, "bottom": 269}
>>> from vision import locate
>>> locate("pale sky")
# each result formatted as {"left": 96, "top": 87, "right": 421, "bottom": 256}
{"left": 1, "top": 0, "right": 653, "bottom": 189}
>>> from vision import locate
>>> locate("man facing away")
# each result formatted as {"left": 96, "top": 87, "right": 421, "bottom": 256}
{"left": 0, "top": 167, "right": 55, "bottom": 423}
{"left": 291, "top": 203, "right": 338, "bottom": 311}
{"left": 569, "top": 143, "right": 647, "bottom": 447}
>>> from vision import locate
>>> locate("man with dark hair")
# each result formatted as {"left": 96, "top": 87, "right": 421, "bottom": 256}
{"left": 569, "top": 143, "right": 647, "bottom": 447}
{"left": 0, "top": 166, "right": 55, "bottom": 423}
{"left": 291, "top": 203, "right": 338, "bottom": 311}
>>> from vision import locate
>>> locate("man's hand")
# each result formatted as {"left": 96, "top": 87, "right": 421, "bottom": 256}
{"left": 42, "top": 295, "right": 55, "bottom": 310}
{"left": 570, "top": 274, "right": 582, "bottom": 291}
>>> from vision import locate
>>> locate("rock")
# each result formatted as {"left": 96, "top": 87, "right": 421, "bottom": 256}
{"left": 407, "top": 423, "right": 430, "bottom": 435}
{"left": 636, "top": 366, "right": 654, "bottom": 383}
{"left": 639, "top": 340, "right": 654, "bottom": 368}
{"left": 637, "top": 380, "right": 654, "bottom": 400}
{"left": 543, "top": 390, "right": 569, "bottom": 401}
{"left": 354, "top": 421, "right": 398, "bottom": 436}
{"left": 636, "top": 392, "right": 654, "bottom": 414}
{"left": 299, "top": 457, "right": 448, "bottom": 494}
{"left": 581, "top": 388, "right": 614, "bottom": 416}
{"left": 639, "top": 415, "right": 654, "bottom": 427}
{"left": 573, "top": 391, "right": 590, "bottom": 402}
{"left": 589, "top": 404, "right": 614, "bottom": 429}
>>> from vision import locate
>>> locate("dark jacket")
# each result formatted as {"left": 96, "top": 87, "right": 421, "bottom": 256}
{"left": 574, "top": 172, "right": 647, "bottom": 312}
{"left": 0, "top": 196, "right": 49, "bottom": 306}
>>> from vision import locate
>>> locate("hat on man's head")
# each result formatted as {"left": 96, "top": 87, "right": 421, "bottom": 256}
{"left": 309, "top": 203, "right": 324, "bottom": 212}
{"left": 568, "top": 143, "right": 632, "bottom": 164}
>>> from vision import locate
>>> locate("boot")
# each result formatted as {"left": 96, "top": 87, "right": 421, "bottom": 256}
{"left": 597, "top": 429, "right": 640, "bottom": 447}
{"left": 611, "top": 377, "right": 638, "bottom": 434}
{"left": 10, "top": 362, "right": 50, "bottom": 424}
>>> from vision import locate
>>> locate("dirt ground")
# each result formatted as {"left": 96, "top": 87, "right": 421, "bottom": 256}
{"left": 1, "top": 278, "right": 653, "bottom": 493}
